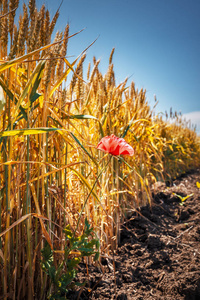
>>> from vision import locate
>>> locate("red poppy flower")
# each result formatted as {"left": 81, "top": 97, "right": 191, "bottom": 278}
{"left": 97, "top": 134, "right": 134, "bottom": 156}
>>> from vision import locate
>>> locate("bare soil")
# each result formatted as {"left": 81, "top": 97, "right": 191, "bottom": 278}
{"left": 68, "top": 168, "right": 200, "bottom": 300}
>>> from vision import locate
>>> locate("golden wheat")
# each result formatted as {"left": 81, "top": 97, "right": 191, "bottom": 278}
{"left": 0, "top": 2, "right": 199, "bottom": 298}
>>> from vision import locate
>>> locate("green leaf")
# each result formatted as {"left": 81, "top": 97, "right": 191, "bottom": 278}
{"left": 84, "top": 218, "right": 90, "bottom": 230}
{"left": 94, "top": 251, "right": 100, "bottom": 261}
{"left": 78, "top": 247, "right": 94, "bottom": 253}
{"left": 0, "top": 76, "right": 27, "bottom": 120}
{"left": 70, "top": 132, "right": 98, "bottom": 166}
{"left": 75, "top": 282, "right": 85, "bottom": 287}
{"left": 29, "top": 60, "right": 45, "bottom": 101}
{"left": 13, "top": 61, "right": 45, "bottom": 122}
{"left": 30, "top": 92, "right": 41, "bottom": 104}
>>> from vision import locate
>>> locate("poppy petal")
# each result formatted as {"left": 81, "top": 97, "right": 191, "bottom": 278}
{"left": 97, "top": 134, "right": 134, "bottom": 156}
{"left": 118, "top": 142, "right": 134, "bottom": 155}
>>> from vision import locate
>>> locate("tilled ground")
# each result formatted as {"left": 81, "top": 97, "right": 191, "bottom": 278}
{"left": 68, "top": 169, "right": 200, "bottom": 300}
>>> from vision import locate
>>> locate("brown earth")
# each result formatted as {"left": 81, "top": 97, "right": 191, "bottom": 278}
{"left": 68, "top": 168, "right": 200, "bottom": 300}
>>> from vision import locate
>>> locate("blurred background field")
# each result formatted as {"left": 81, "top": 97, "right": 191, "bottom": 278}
{"left": 0, "top": 1, "right": 199, "bottom": 298}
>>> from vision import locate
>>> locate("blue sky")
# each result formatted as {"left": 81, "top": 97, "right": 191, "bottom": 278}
{"left": 31, "top": 0, "right": 199, "bottom": 133}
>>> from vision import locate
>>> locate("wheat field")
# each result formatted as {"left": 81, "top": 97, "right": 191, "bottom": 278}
{"left": 0, "top": 1, "right": 199, "bottom": 298}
